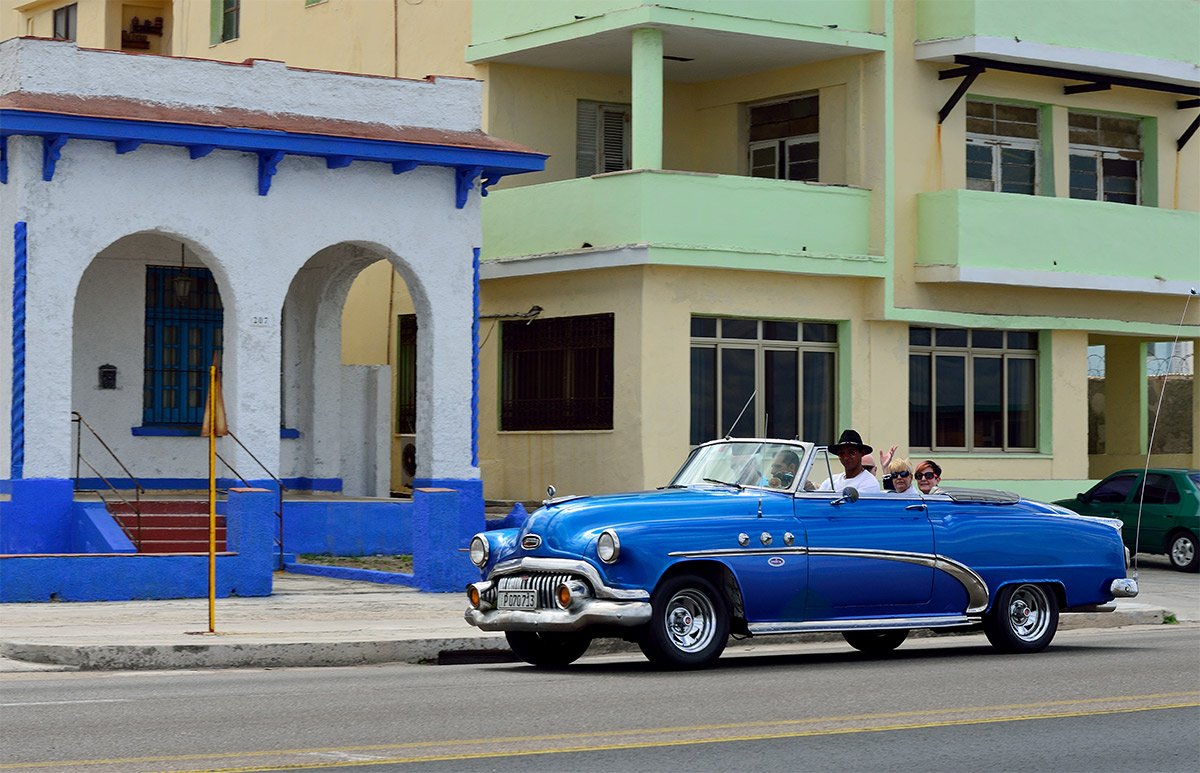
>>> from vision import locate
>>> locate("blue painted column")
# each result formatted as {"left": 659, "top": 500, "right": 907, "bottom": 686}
{"left": 412, "top": 487, "right": 476, "bottom": 592}
{"left": 224, "top": 487, "right": 276, "bottom": 596}
{"left": 11, "top": 221, "right": 27, "bottom": 481}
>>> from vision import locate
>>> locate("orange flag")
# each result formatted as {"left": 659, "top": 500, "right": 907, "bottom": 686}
{"left": 201, "top": 366, "right": 228, "bottom": 437}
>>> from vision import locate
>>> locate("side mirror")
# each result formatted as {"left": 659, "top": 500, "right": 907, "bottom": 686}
{"left": 1076, "top": 492, "right": 1090, "bottom": 504}
{"left": 831, "top": 486, "right": 860, "bottom": 506}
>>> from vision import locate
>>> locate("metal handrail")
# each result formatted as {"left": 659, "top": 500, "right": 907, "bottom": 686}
{"left": 221, "top": 430, "right": 288, "bottom": 569}
{"left": 71, "top": 411, "right": 145, "bottom": 549}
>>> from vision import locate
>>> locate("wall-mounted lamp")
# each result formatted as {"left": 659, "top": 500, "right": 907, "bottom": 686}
{"left": 172, "top": 243, "right": 193, "bottom": 300}
{"left": 98, "top": 364, "right": 117, "bottom": 390}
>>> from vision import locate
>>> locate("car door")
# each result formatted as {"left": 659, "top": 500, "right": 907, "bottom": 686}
{"left": 798, "top": 492, "right": 936, "bottom": 619}
{"left": 1074, "top": 471, "right": 1141, "bottom": 544}
{"left": 1119, "top": 472, "right": 1182, "bottom": 554}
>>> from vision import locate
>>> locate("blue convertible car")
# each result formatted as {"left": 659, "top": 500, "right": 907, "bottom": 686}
{"left": 465, "top": 439, "right": 1138, "bottom": 669}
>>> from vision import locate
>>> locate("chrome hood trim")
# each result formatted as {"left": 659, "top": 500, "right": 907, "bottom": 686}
{"left": 489, "top": 557, "right": 649, "bottom": 601}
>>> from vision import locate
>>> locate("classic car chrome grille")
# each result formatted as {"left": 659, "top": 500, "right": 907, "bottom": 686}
{"left": 496, "top": 573, "right": 579, "bottom": 608}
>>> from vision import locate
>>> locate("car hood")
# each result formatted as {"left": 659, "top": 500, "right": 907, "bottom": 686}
{"left": 518, "top": 486, "right": 764, "bottom": 556}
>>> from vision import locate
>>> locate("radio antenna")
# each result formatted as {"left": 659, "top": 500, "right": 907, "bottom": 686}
{"left": 1133, "top": 287, "right": 1196, "bottom": 578}
{"left": 724, "top": 391, "right": 756, "bottom": 440}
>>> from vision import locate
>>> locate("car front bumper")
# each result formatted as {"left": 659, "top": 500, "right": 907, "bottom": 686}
{"left": 465, "top": 599, "right": 652, "bottom": 632}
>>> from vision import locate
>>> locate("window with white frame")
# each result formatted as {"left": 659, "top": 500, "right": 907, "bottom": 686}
{"left": 909, "top": 327, "right": 1038, "bottom": 452}
{"left": 747, "top": 95, "right": 819, "bottom": 182}
{"left": 52, "top": 4, "right": 76, "bottom": 40}
{"left": 965, "top": 101, "right": 1039, "bottom": 195}
{"left": 1068, "top": 112, "right": 1141, "bottom": 205}
{"left": 690, "top": 317, "right": 837, "bottom": 445}
{"left": 576, "top": 100, "right": 630, "bottom": 177}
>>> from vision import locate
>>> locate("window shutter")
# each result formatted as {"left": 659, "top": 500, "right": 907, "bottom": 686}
{"left": 599, "top": 105, "right": 629, "bottom": 173}
{"left": 209, "top": 0, "right": 223, "bottom": 45}
{"left": 576, "top": 102, "right": 598, "bottom": 177}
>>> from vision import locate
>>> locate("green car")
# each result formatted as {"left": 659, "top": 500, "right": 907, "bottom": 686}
{"left": 1056, "top": 469, "right": 1200, "bottom": 573}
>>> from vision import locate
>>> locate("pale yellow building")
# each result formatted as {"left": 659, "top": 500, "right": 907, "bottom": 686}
{"left": 6, "top": 0, "right": 1197, "bottom": 503}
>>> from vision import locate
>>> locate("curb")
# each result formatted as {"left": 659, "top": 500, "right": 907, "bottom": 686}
{"left": 0, "top": 607, "right": 1171, "bottom": 671}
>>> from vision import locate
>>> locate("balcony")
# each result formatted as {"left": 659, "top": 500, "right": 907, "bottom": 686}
{"left": 468, "top": 0, "right": 884, "bottom": 81}
{"left": 914, "top": 0, "right": 1199, "bottom": 87}
{"left": 916, "top": 190, "right": 1200, "bottom": 295}
{"left": 482, "top": 170, "right": 881, "bottom": 277}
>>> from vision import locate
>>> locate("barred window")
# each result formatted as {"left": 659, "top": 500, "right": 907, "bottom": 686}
{"left": 690, "top": 317, "right": 837, "bottom": 445}
{"left": 143, "top": 266, "right": 223, "bottom": 427}
{"left": 501, "top": 314, "right": 614, "bottom": 431}
{"left": 395, "top": 314, "right": 417, "bottom": 434}
{"left": 909, "top": 327, "right": 1038, "bottom": 452}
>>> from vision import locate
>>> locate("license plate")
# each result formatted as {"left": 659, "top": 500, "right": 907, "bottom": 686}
{"left": 498, "top": 590, "right": 537, "bottom": 610}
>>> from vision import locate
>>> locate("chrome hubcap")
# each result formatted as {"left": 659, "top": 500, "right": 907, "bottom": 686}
{"left": 663, "top": 589, "right": 716, "bottom": 653}
{"left": 1007, "top": 584, "right": 1050, "bottom": 642}
{"left": 1171, "top": 536, "right": 1195, "bottom": 567}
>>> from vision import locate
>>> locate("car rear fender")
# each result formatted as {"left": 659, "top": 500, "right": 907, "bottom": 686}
{"left": 657, "top": 560, "right": 747, "bottom": 632}
{"left": 985, "top": 579, "right": 1066, "bottom": 614}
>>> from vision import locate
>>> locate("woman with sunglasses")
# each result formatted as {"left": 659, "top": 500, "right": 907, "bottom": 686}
{"left": 914, "top": 459, "right": 943, "bottom": 495}
{"left": 885, "top": 457, "right": 919, "bottom": 496}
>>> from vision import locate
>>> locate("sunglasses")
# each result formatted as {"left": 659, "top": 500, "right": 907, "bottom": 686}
{"left": 892, "top": 471, "right": 911, "bottom": 479}
{"left": 915, "top": 471, "right": 938, "bottom": 481}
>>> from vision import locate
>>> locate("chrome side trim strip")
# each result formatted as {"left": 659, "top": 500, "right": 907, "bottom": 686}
{"left": 748, "top": 615, "right": 974, "bottom": 636}
{"left": 488, "top": 557, "right": 649, "bottom": 601}
{"left": 667, "top": 547, "right": 809, "bottom": 558}
{"left": 805, "top": 548, "right": 991, "bottom": 614}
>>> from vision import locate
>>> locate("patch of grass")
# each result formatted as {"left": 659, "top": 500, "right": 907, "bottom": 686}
{"left": 298, "top": 553, "right": 413, "bottom": 574}
{"left": 1162, "top": 613, "right": 1178, "bottom": 625}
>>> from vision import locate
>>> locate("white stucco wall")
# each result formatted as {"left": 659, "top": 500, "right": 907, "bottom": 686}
{"left": 1, "top": 39, "right": 487, "bottom": 489}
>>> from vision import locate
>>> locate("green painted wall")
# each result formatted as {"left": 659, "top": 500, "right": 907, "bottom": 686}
{"left": 916, "top": 0, "right": 1199, "bottom": 65}
{"left": 482, "top": 170, "right": 878, "bottom": 266}
{"left": 917, "top": 189, "right": 1200, "bottom": 284}
{"left": 472, "top": 0, "right": 876, "bottom": 43}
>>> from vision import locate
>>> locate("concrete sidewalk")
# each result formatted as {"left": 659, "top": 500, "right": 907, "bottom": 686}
{"left": 0, "top": 571, "right": 1184, "bottom": 672}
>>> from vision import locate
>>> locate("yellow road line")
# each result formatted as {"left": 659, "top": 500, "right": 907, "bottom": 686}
{"left": 2, "top": 692, "right": 1196, "bottom": 771}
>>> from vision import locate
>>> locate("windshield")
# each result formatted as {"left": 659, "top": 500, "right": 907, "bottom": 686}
{"left": 671, "top": 442, "right": 807, "bottom": 491}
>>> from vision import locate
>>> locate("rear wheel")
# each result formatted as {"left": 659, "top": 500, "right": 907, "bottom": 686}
{"left": 1167, "top": 530, "right": 1199, "bottom": 573}
{"left": 505, "top": 631, "right": 591, "bottom": 668}
{"left": 983, "top": 583, "right": 1059, "bottom": 654}
{"left": 842, "top": 629, "right": 909, "bottom": 653}
{"left": 638, "top": 574, "right": 729, "bottom": 669}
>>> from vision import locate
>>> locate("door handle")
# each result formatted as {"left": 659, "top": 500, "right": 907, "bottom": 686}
{"left": 905, "top": 504, "right": 926, "bottom": 511}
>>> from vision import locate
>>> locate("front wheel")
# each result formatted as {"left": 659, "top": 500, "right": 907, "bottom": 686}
{"left": 1167, "top": 530, "right": 1199, "bottom": 572}
{"left": 983, "top": 583, "right": 1059, "bottom": 654}
{"left": 505, "top": 631, "right": 591, "bottom": 668}
{"left": 638, "top": 574, "right": 730, "bottom": 669}
{"left": 843, "top": 629, "right": 909, "bottom": 653}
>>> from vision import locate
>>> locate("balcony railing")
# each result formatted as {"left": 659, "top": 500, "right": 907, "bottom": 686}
{"left": 482, "top": 170, "right": 881, "bottom": 277}
{"left": 916, "top": 189, "right": 1200, "bottom": 295}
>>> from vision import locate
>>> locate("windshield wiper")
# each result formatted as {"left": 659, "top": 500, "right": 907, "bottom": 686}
{"left": 703, "top": 477, "right": 744, "bottom": 491}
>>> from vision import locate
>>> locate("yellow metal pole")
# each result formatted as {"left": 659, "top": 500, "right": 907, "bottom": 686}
{"left": 208, "top": 364, "right": 217, "bottom": 633}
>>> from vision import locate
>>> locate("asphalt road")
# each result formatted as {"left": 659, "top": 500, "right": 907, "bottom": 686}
{"left": 2, "top": 625, "right": 1197, "bottom": 773}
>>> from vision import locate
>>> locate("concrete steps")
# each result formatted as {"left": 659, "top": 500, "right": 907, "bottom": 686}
{"left": 107, "top": 501, "right": 226, "bottom": 553}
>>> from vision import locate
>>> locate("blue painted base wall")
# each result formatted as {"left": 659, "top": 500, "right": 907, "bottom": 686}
{"left": 0, "top": 488, "right": 275, "bottom": 602}
{"left": 282, "top": 500, "right": 413, "bottom": 556}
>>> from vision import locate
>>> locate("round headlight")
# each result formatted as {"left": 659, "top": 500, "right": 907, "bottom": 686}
{"left": 469, "top": 534, "right": 489, "bottom": 568}
{"left": 597, "top": 530, "right": 620, "bottom": 564}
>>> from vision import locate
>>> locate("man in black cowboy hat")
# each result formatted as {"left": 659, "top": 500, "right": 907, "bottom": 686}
{"left": 819, "top": 429, "right": 881, "bottom": 493}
